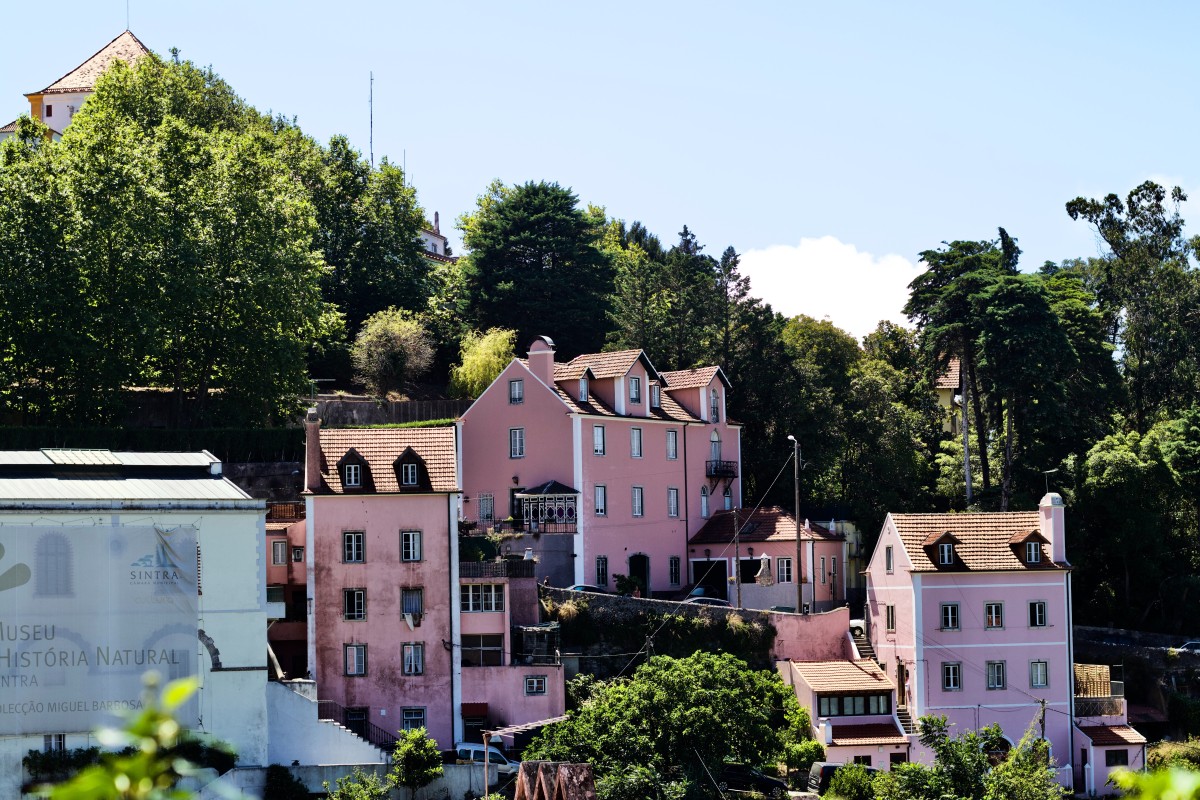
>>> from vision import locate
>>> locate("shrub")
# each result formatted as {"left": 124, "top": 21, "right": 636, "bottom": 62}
{"left": 264, "top": 763, "right": 309, "bottom": 800}
{"left": 785, "top": 739, "right": 824, "bottom": 772}
{"left": 351, "top": 308, "right": 434, "bottom": 397}
{"left": 827, "top": 763, "right": 874, "bottom": 800}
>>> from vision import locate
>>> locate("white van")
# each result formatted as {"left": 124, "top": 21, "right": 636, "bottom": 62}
{"left": 454, "top": 742, "right": 519, "bottom": 775}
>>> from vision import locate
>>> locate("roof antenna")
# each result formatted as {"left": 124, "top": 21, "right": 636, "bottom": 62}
{"left": 126, "top": 0, "right": 130, "bottom": 29}
{"left": 369, "top": 71, "right": 374, "bottom": 168}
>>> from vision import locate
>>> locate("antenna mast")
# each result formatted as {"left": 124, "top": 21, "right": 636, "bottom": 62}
{"left": 126, "top": 0, "right": 130, "bottom": 29}
{"left": 369, "top": 71, "right": 374, "bottom": 168}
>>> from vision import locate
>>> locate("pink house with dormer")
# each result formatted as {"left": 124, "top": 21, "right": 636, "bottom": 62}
{"left": 458, "top": 337, "right": 742, "bottom": 595}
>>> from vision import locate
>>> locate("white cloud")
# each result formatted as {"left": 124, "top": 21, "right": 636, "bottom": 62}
{"left": 739, "top": 236, "right": 923, "bottom": 342}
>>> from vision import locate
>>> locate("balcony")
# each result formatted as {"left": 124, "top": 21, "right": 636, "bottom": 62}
{"left": 706, "top": 460, "right": 738, "bottom": 479}
{"left": 473, "top": 518, "right": 577, "bottom": 535}
{"left": 460, "top": 560, "right": 537, "bottom": 579}
{"left": 1075, "top": 670, "right": 1125, "bottom": 718}
{"left": 1075, "top": 695, "right": 1125, "bottom": 717}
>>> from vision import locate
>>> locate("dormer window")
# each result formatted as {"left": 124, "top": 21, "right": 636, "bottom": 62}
{"left": 711, "top": 391, "right": 720, "bottom": 422}
{"left": 629, "top": 377, "right": 642, "bottom": 404}
{"left": 1026, "top": 542, "right": 1040, "bottom": 563}
{"left": 344, "top": 463, "right": 362, "bottom": 487}
{"left": 509, "top": 379, "right": 524, "bottom": 404}
{"left": 938, "top": 542, "right": 954, "bottom": 565}
{"left": 401, "top": 463, "right": 418, "bottom": 486}
{"left": 651, "top": 384, "right": 660, "bottom": 407}
{"left": 579, "top": 377, "right": 588, "bottom": 402}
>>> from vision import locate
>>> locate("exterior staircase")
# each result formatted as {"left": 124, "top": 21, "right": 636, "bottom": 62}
{"left": 851, "top": 630, "right": 876, "bottom": 661}
{"left": 896, "top": 707, "right": 916, "bottom": 735}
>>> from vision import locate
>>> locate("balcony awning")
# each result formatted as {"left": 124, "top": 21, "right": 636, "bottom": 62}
{"left": 516, "top": 480, "right": 578, "bottom": 497}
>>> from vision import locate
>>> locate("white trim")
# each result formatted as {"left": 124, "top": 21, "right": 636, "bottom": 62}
{"left": 615, "top": 377, "right": 626, "bottom": 415}
{"left": 914, "top": 579, "right": 1069, "bottom": 589}
{"left": 735, "top": 426, "right": 743, "bottom": 506}
{"left": 927, "top": 701, "right": 1068, "bottom": 710}
{"left": 305, "top": 495, "right": 316, "bottom": 684}
{"left": 699, "top": 387, "right": 709, "bottom": 421}
{"left": 572, "top": 416, "right": 584, "bottom": 585}
{"left": 920, "top": 640, "right": 1069, "bottom": 650}
{"left": 449, "top": 493, "right": 463, "bottom": 742}
{"left": 912, "top": 572, "right": 924, "bottom": 716}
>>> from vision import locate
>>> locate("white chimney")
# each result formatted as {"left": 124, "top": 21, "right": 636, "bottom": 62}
{"left": 1039, "top": 492, "right": 1066, "bottom": 564}
{"left": 527, "top": 336, "right": 556, "bottom": 386}
{"left": 304, "top": 408, "right": 322, "bottom": 494}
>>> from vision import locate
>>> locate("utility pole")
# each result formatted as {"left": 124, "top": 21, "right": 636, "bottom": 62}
{"left": 733, "top": 506, "right": 741, "bottom": 609}
{"left": 1039, "top": 697, "right": 1047, "bottom": 741}
{"left": 960, "top": 361, "right": 973, "bottom": 504}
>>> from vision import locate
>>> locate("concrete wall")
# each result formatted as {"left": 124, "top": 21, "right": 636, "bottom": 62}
{"left": 266, "top": 681, "right": 385, "bottom": 766}
{"left": 772, "top": 607, "right": 853, "bottom": 662}
{"left": 199, "top": 762, "right": 494, "bottom": 799}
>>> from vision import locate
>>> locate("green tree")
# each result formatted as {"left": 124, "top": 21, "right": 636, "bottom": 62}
{"left": 323, "top": 768, "right": 390, "bottom": 800}
{"left": 983, "top": 727, "right": 1065, "bottom": 800}
{"left": 388, "top": 727, "right": 444, "bottom": 800}
{"left": 871, "top": 761, "right": 950, "bottom": 800}
{"left": 917, "top": 714, "right": 1006, "bottom": 800}
{"left": 449, "top": 328, "right": 517, "bottom": 399}
{"left": 350, "top": 309, "right": 434, "bottom": 397}
{"left": 827, "top": 762, "right": 875, "bottom": 800}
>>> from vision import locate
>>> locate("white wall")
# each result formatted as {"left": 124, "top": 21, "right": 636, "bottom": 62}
{"left": 266, "top": 681, "right": 385, "bottom": 766}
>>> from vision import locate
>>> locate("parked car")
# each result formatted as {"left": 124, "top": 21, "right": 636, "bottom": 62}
{"left": 717, "top": 763, "right": 788, "bottom": 798}
{"left": 1179, "top": 641, "right": 1200, "bottom": 651}
{"left": 684, "top": 596, "right": 732, "bottom": 607}
{"left": 807, "top": 761, "right": 878, "bottom": 795}
{"left": 454, "top": 742, "right": 519, "bottom": 775}
{"left": 567, "top": 584, "right": 610, "bottom": 594}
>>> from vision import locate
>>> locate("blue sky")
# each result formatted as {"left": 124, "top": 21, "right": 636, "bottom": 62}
{"left": 4, "top": 2, "right": 1197, "bottom": 339}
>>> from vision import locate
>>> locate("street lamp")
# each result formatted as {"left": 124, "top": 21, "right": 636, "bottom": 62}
{"left": 787, "top": 435, "right": 801, "bottom": 613}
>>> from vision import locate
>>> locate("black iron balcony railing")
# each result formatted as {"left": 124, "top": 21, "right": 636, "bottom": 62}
{"left": 706, "top": 460, "right": 738, "bottom": 478}
{"left": 1074, "top": 696, "right": 1124, "bottom": 717}
{"left": 459, "top": 560, "right": 537, "bottom": 579}
{"left": 317, "top": 699, "right": 397, "bottom": 752}
{"left": 473, "top": 518, "right": 577, "bottom": 534}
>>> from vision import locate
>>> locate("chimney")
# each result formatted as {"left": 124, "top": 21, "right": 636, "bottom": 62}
{"left": 433, "top": 211, "right": 440, "bottom": 234}
{"left": 527, "top": 336, "right": 556, "bottom": 386}
{"left": 304, "top": 408, "right": 322, "bottom": 493}
{"left": 1039, "top": 492, "right": 1066, "bottom": 564}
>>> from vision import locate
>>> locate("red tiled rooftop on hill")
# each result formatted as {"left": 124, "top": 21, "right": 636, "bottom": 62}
{"left": 689, "top": 506, "right": 842, "bottom": 546}
{"left": 790, "top": 659, "right": 894, "bottom": 693}
{"left": 934, "top": 357, "right": 961, "bottom": 390}
{"left": 37, "top": 30, "right": 150, "bottom": 94}
{"left": 660, "top": 366, "right": 728, "bottom": 390}
{"left": 829, "top": 721, "right": 909, "bottom": 746}
{"left": 566, "top": 349, "right": 649, "bottom": 379}
{"left": 315, "top": 426, "right": 457, "bottom": 494}
{"left": 891, "top": 511, "right": 1063, "bottom": 572}
{"left": 1077, "top": 725, "right": 1147, "bottom": 746}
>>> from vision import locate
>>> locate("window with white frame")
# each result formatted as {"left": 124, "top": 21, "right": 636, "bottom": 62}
{"left": 942, "top": 662, "right": 961, "bottom": 691}
{"left": 885, "top": 604, "right": 896, "bottom": 632}
{"left": 700, "top": 486, "right": 709, "bottom": 518}
{"left": 44, "top": 734, "right": 65, "bottom": 753}
{"left": 724, "top": 487, "right": 732, "bottom": 510}
{"left": 631, "top": 428, "right": 643, "bottom": 457}
{"left": 525, "top": 675, "right": 548, "bottom": 695}
{"left": 631, "top": 486, "right": 644, "bottom": 517}
{"left": 272, "top": 540, "right": 287, "bottom": 565}
{"left": 401, "top": 463, "right": 418, "bottom": 485}
{"left": 651, "top": 384, "right": 660, "bottom": 407}
{"left": 343, "top": 531, "right": 364, "bottom": 563}
{"left": 630, "top": 376, "right": 641, "bottom": 403}
{"left": 344, "top": 644, "right": 366, "bottom": 676}
{"left": 669, "top": 556, "right": 681, "bottom": 585}
{"left": 461, "top": 583, "right": 505, "bottom": 612}
{"left": 820, "top": 557, "right": 827, "bottom": 584}
{"left": 777, "top": 556, "right": 793, "bottom": 583}
{"left": 667, "top": 488, "right": 679, "bottom": 517}
{"left": 666, "top": 429, "right": 678, "bottom": 459}
{"left": 710, "top": 391, "right": 719, "bottom": 421}
{"left": 510, "top": 428, "right": 525, "bottom": 458}
{"left": 401, "top": 587, "right": 424, "bottom": 616}
{"left": 1026, "top": 541, "right": 1041, "bottom": 563}
{"left": 941, "top": 603, "right": 960, "bottom": 631}
{"left": 985, "top": 602, "right": 1004, "bottom": 629}
{"left": 593, "top": 425, "right": 606, "bottom": 455}
{"left": 343, "top": 588, "right": 365, "bottom": 620}
{"left": 401, "top": 707, "right": 426, "bottom": 730}
{"left": 596, "top": 555, "right": 608, "bottom": 585}
{"left": 478, "top": 493, "right": 495, "bottom": 522}
{"left": 401, "top": 530, "right": 422, "bottom": 562}
{"left": 403, "top": 643, "right": 424, "bottom": 675}
{"left": 938, "top": 542, "right": 954, "bottom": 565}
{"left": 509, "top": 379, "right": 524, "bottom": 404}
{"left": 885, "top": 545, "right": 894, "bottom": 573}
{"left": 1030, "top": 660, "right": 1048, "bottom": 688}
{"left": 344, "top": 463, "right": 361, "bottom": 487}
{"left": 579, "top": 377, "right": 589, "bottom": 401}
{"left": 1106, "top": 749, "right": 1129, "bottom": 767}
{"left": 594, "top": 485, "right": 607, "bottom": 516}
{"left": 1029, "top": 601, "right": 1047, "bottom": 627}
{"left": 987, "top": 660, "right": 1006, "bottom": 690}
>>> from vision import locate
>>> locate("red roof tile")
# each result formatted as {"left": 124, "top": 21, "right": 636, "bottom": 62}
{"left": 0, "top": 120, "right": 17, "bottom": 133}
{"left": 830, "top": 721, "right": 909, "bottom": 746}
{"left": 317, "top": 426, "right": 457, "bottom": 494}
{"left": 661, "top": 366, "right": 727, "bottom": 389}
{"left": 891, "top": 512, "right": 1063, "bottom": 572}
{"left": 935, "top": 357, "right": 961, "bottom": 389}
{"left": 567, "top": 350, "right": 646, "bottom": 379}
{"left": 1077, "top": 725, "right": 1147, "bottom": 746}
{"left": 37, "top": 30, "right": 150, "bottom": 95}
{"left": 791, "top": 660, "right": 894, "bottom": 693}
{"left": 690, "top": 507, "right": 841, "bottom": 546}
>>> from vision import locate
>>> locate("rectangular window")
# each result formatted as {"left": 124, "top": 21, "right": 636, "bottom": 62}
{"left": 403, "top": 643, "right": 424, "bottom": 675}
{"left": 777, "top": 557, "right": 793, "bottom": 583}
{"left": 44, "top": 104, "right": 53, "bottom": 118}
{"left": 401, "top": 530, "right": 422, "bottom": 562}
{"left": 667, "top": 488, "right": 679, "bottom": 517}
{"left": 593, "top": 425, "right": 606, "bottom": 455}
{"left": 987, "top": 660, "right": 1007, "bottom": 690}
{"left": 479, "top": 493, "right": 495, "bottom": 522}
{"left": 1029, "top": 601, "right": 1047, "bottom": 628}
{"left": 939, "top": 543, "right": 954, "bottom": 565}
{"left": 272, "top": 540, "right": 287, "bottom": 565}
{"left": 44, "top": 734, "right": 65, "bottom": 753}
{"left": 596, "top": 555, "right": 609, "bottom": 585}
{"left": 509, "top": 379, "right": 524, "bottom": 404}
{"left": 401, "top": 463, "right": 418, "bottom": 485}
{"left": 1105, "top": 749, "right": 1129, "bottom": 767}
{"left": 344, "top": 463, "right": 361, "bottom": 487}
{"left": 402, "top": 587, "right": 424, "bottom": 616}
{"left": 666, "top": 429, "right": 678, "bottom": 460}
{"left": 343, "top": 588, "right": 365, "bottom": 620}
{"left": 820, "top": 557, "right": 827, "bottom": 584}
{"left": 461, "top": 634, "right": 503, "bottom": 667}
{"left": 343, "top": 531, "right": 364, "bottom": 563}
{"left": 651, "top": 384, "right": 660, "bottom": 407}
{"left": 941, "top": 603, "right": 960, "bottom": 631}
{"left": 1030, "top": 660, "right": 1048, "bottom": 688}
{"left": 886, "top": 604, "right": 896, "bottom": 632}
{"left": 853, "top": 755, "right": 872, "bottom": 766}
{"left": 579, "top": 377, "right": 589, "bottom": 401}
{"left": 402, "top": 707, "right": 426, "bottom": 731}
{"left": 669, "top": 556, "right": 681, "bottom": 586}
{"left": 868, "top": 694, "right": 890, "bottom": 714}
{"left": 943, "top": 662, "right": 961, "bottom": 691}
{"left": 831, "top": 556, "right": 837, "bottom": 584}
{"left": 267, "top": 585, "right": 285, "bottom": 603}
{"left": 461, "top": 583, "right": 505, "bottom": 612}
{"left": 986, "top": 602, "right": 1004, "bottom": 629}
{"left": 292, "top": 546, "right": 304, "bottom": 562}
{"left": 1026, "top": 541, "right": 1041, "bottom": 563}
{"left": 885, "top": 545, "right": 894, "bottom": 573}
{"left": 525, "top": 675, "right": 548, "bottom": 695}
{"left": 344, "top": 644, "right": 366, "bottom": 676}
{"left": 631, "top": 486, "right": 644, "bottom": 517}
{"left": 629, "top": 376, "right": 641, "bottom": 403}
{"left": 594, "top": 485, "right": 607, "bottom": 516}
{"left": 510, "top": 428, "right": 525, "bottom": 458}
{"left": 631, "top": 428, "right": 643, "bottom": 458}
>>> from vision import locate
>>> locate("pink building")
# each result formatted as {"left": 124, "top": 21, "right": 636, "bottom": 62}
{"left": 458, "top": 337, "right": 742, "bottom": 595}
{"left": 304, "top": 417, "right": 564, "bottom": 752}
{"left": 687, "top": 507, "right": 847, "bottom": 611}
{"left": 265, "top": 501, "right": 308, "bottom": 679}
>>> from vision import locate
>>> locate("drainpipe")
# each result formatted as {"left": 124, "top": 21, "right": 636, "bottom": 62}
{"left": 682, "top": 422, "right": 690, "bottom": 583}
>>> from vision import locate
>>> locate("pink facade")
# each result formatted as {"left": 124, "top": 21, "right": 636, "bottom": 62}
{"left": 459, "top": 338, "right": 742, "bottom": 596}
{"left": 266, "top": 503, "right": 308, "bottom": 679}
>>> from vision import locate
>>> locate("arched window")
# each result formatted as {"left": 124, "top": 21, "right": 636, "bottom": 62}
{"left": 724, "top": 487, "right": 732, "bottom": 511}
{"left": 700, "top": 487, "right": 709, "bottom": 518}
{"left": 710, "top": 430, "right": 721, "bottom": 462}
{"left": 35, "top": 533, "right": 72, "bottom": 597}
{"left": 711, "top": 391, "right": 720, "bottom": 422}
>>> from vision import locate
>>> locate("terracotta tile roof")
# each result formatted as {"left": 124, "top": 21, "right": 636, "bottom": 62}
{"left": 317, "top": 426, "right": 457, "bottom": 494}
{"left": 891, "top": 512, "right": 1063, "bottom": 572}
{"left": 689, "top": 507, "right": 841, "bottom": 545}
{"left": 661, "top": 366, "right": 726, "bottom": 389}
{"left": 553, "top": 362, "right": 593, "bottom": 381}
{"left": 0, "top": 120, "right": 17, "bottom": 133}
{"left": 266, "top": 522, "right": 291, "bottom": 534}
{"left": 935, "top": 357, "right": 961, "bottom": 389}
{"left": 792, "top": 659, "right": 894, "bottom": 693}
{"left": 38, "top": 30, "right": 150, "bottom": 95}
{"left": 567, "top": 350, "right": 645, "bottom": 379}
{"left": 1077, "top": 725, "right": 1147, "bottom": 746}
{"left": 830, "top": 721, "right": 909, "bottom": 746}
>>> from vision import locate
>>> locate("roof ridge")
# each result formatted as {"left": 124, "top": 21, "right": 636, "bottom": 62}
{"left": 36, "top": 30, "right": 151, "bottom": 94}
